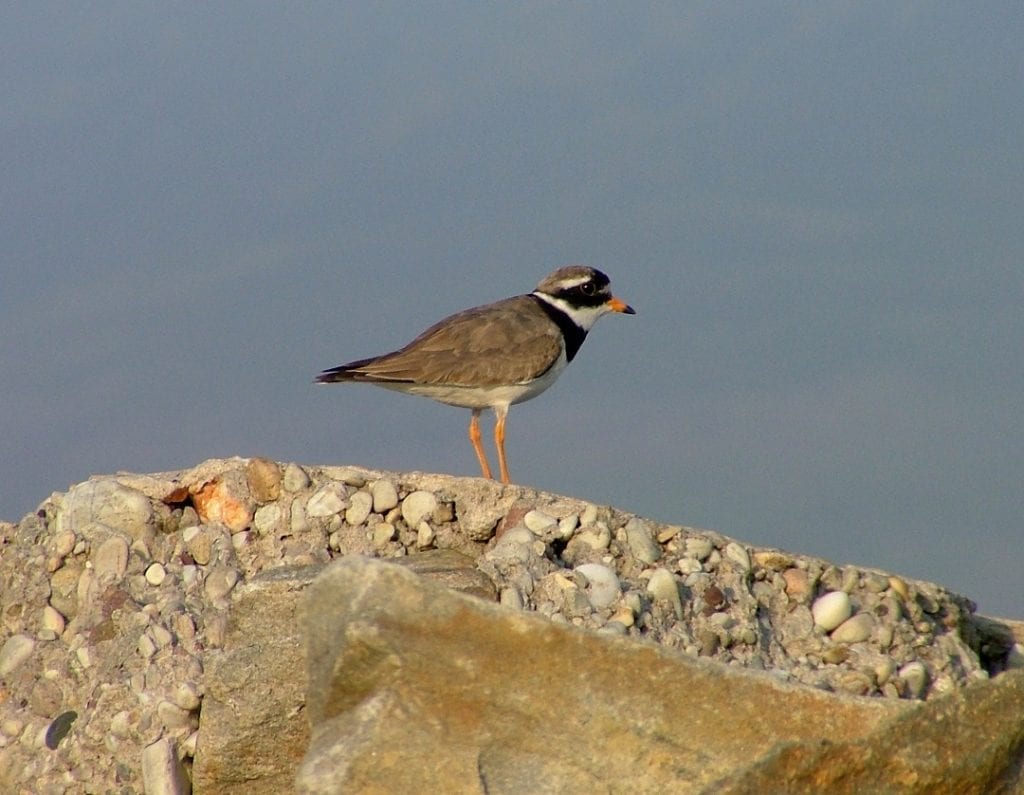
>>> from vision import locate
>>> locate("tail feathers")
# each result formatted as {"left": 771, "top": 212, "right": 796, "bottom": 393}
{"left": 315, "top": 355, "right": 407, "bottom": 384}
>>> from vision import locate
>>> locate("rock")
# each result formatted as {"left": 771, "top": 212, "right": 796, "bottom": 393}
{"left": 57, "top": 479, "right": 153, "bottom": 540}
{"left": 282, "top": 462, "right": 311, "bottom": 492}
{"left": 625, "top": 518, "right": 662, "bottom": 563}
{"left": 523, "top": 509, "right": 556, "bottom": 533}
{"left": 575, "top": 563, "right": 621, "bottom": 609}
{"left": 724, "top": 542, "right": 751, "bottom": 570}
{"left": 0, "top": 634, "right": 35, "bottom": 676}
{"left": 401, "top": 490, "right": 438, "bottom": 528}
{"left": 141, "top": 738, "right": 190, "bottom": 795}
{"left": 370, "top": 479, "right": 399, "bottom": 513}
{"left": 812, "top": 591, "right": 852, "bottom": 631}
{"left": 647, "top": 568, "right": 684, "bottom": 619}
{"left": 344, "top": 491, "right": 373, "bottom": 526}
{"left": 831, "top": 612, "right": 874, "bottom": 644}
{"left": 305, "top": 484, "right": 347, "bottom": 518}
{"left": 245, "top": 457, "right": 282, "bottom": 503}
{"left": 190, "top": 470, "right": 253, "bottom": 533}
{"left": 296, "top": 557, "right": 906, "bottom": 794}
{"left": 92, "top": 535, "right": 130, "bottom": 581}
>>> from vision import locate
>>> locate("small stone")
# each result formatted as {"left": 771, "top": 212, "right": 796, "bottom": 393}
{"left": 185, "top": 529, "right": 213, "bottom": 566}
{"left": 500, "top": 587, "right": 524, "bottom": 610}
{"left": 372, "top": 523, "right": 396, "bottom": 547}
{"left": 345, "top": 491, "right": 373, "bottom": 526}
{"left": 821, "top": 645, "right": 851, "bottom": 665}
{"left": 1006, "top": 644, "right": 1024, "bottom": 670}
{"left": 684, "top": 537, "right": 714, "bottom": 561}
{"left": 523, "top": 510, "right": 556, "bottom": 534}
{"left": 557, "top": 515, "right": 579, "bottom": 539}
{"left": 92, "top": 535, "right": 130, "bottom": 581}
{"left": 1, "top": 717, "right": 24, "bottom": 738}
{"left": 370, "top": 479, "right": 399, "bottom": 513}
{"left": 752, "top": 550, "right": 794, "bottom": 571}
{"left": 609, "top": 606, "right": 636, "bottom": 628}
{"left": 204, "top": 567, "right": 239, "bottom": 602}
{"left": 0, "top": 634, "right": 35, "bottom": 676}
{"left": 830, "top": 612, "right": 874, "bottom": 643}
{"left": 625, "top": 518, "right": 661, "bottom": 563}
{"left": 44, "top": 711, "right": 77, "bottom": 750}
{"left": 875, "top": 658, "right": 897, "bottom": 686}
{"left": 416, "top": 522, "right": 435, "bottom": 549}
{"left": 49, "top": 566, "right": 80, "bottom": 613}
{"left": 699, "top": 629, "right": 720, "bottom": 656}
{"left": 888, "top": 576, "right": 910, "bottom": 601}
{"left": 151, "top": 624, "right": 173, "bottom": 649}
{"left": 190, "top": 475, "right": 252, "bottom": 533}
{"left": 109, "top": 711, "right": 133, "bottom": 739}
{"left": 898, "top": 661, "right": 929, "bottom": 699}
{"left": 724, "top": 542, "right": 751, "bottom": 571}
{"left": 657, "top": 525, "right": 682, "bottom": 543}
{"left": 575, "top": 563, "right": 621, "bottom": 609}
{"left": 138, "top": 633, "right": 157, "bottom": 659}
{"left": 245, "top": 457, "right": 282, "bottom": 502}
{"left": 51, "top": 532, "right": 76, "bottom": 560}
{"left": 75, "top": 646, "right": 93, "bottom": 668}
{"left": 811, "top": 591, "right": 852, "bottom": 631}
{"left": 41, "top": 605, "right": 65, "bottom": 636}
{"left": 171, "top": 682, "right": 201, "bottom": 712}
{"left": 402, "top": 491, "right": 439, "bottom": 528}
{"left": 282, "top": 463, "right": 311, "bottom": 492}
{"left": 306, "top": 484, "right": 347, "bottom": 518}
{"left": 253, "top": 503, "right": 282, "bottom": 535}
{"left": 145, "top": 563, "right": 167, "bottom": 586}
{"left": 678, "top": 558, "right": 702, "bottom": 575}
{"left": 646, "top": 568, "right": 683, "bottom": 619}
{"left": 841, "top": 567, "right": 860, "bottom": 592}
{"left": 863, "top": 573, "right": 890, "bottom": 593}
{"left": 573, "top": 524, "right": 611, "bottom": 551}
{"left": 141, "top": 738, "right": 188, "bottom": 795}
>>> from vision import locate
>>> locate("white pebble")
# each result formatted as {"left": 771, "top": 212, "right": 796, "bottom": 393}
{"left": 625, "top": 518, "right": 662, "bottom": 563}
{"left": 0, "top": 634, "right": 36, "bottom": 676}
{"left": 171, "top": 682, "right": 201, "bottom": 712}
{"left": 811, "top": 591, "right": 852, "bottom": 631}
{"left": 830, "top": 612, "right": 874, "bottom": 643}
{"left": 574, "top": 523, "right": 611, "bottom": 551}
{"left": 141, "top": 737, "right": 188, "bottom": 795}
{"left": 92, "top": 536, "right": 130, "bottom": 581}
{"left": 306, "top": 484, "right": 347, "bottom": 518}
{"left": 372, "top": 523, "right": 396, "bottom": 547}
{"left": 253, "top": 504, "right": 282, "bottom": 534}
{"left": 401, "top": 491, "right": 438, "bottom": 528}
{"left": 416, "top": 522, "right": 435, "bottom": 549}
{"left": 523, "top": 510, "right": 556, "bottom": 533}
{"left": 281, "top": 463, "right": 310, "bottom": 492}
{"left": 557, "top": 515, "right": 579, "bottom": 538}
{"left": 684, "top": 537, "right": 714, "bottom": 561}
{"left": 370, "top": 479, "right": 399, "bottom": 513}
{"left": 41, "top": 605, "right": 65, "bottom": 635}
{"left": 145, "top": 563, "right": 166, "bottom": 586}
{"left": 575, "top": 563, "right": 621, "bottom": 609}
{"left": 724, "top": 542, "right": 751, "bottom": 570}
{"left": 646, "top": 568, "right": 683, "bottom": 619}
{"left": 345, "top": 491, "right": 373, "bottom": 526}
{"left": 898, "top": 661, "right": 929, "bottom": 699}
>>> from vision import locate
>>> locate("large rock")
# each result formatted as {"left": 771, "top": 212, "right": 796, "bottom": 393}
{"left": 296, "top": 556, "right": 910, "bottom": 793}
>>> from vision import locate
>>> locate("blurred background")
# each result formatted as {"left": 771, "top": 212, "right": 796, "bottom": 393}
{"left": 3, "top": 4, "right": 1022, "bottom": 616}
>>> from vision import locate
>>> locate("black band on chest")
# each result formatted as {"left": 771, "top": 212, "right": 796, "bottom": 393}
{"left": 530, "top": 295, "right": 588, "bottom": 362}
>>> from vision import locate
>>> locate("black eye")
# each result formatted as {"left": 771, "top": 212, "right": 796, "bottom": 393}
{"left": 579, "top": 282, "right": 597, "bottom": 296}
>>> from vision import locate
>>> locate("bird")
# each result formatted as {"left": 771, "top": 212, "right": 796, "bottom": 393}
{"left": 315, "top": 265, "right": 635, "bottom": 484}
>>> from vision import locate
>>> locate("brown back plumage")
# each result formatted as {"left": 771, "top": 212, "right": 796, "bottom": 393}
{"left": 316, "top": 294, "right": 562, "bottom": 387}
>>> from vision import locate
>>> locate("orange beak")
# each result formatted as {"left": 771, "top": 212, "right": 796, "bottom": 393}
{"left": 607, "top": 296, "right": 636, "bottom": 315}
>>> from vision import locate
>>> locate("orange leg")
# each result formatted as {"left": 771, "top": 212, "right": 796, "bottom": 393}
{"left": 495, "top": 406, "right": 511, "bottom": 484}
{"left": 469, "top": 410, "right": 493, "bottom": 479}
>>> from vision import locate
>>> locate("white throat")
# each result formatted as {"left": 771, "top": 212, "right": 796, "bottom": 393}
{"left": 531, "top": 292, "right": 609, "bottom": 332}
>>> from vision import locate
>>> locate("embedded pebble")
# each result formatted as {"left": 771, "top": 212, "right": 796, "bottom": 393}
{"left": 724, "top": 542, "right": 751, "bottom": 571}
{"left": 523, "top": 510, "right": 556, "bottom": 534}
{"left": 254, "top": 504, "right": 282, "bottom": 534}
{"left": 416, "top": 522, "right": 435, "bottom": 549}
{"left": 145, "top": 563, "right": 167, "bottom": 586}
{"left": 753, "top": 550, "right": 794, "bottom": 571}
{"left": 184, "top": 529, "right": 213, "bottom": 566}
{"left": 282, "top": 463, "right": 310, "bottom": 492}
{"left": 370, "top": 480, "right": 399, "bottom": 513}
{"left": 141, "top": 737, "right": 188, "bottom": 794}
{"left": 574, "top": 524, "right": 611, "bottom": 551}
{"left": 684, "top": 537, "right": 714, "bottom": 561}
{"left": 54, "top": 530, "right": 77, "bottom": 557}
{"left": 93, "top": 536, "right": 130, "bottom": 581}
{"left": 345, "top": 491, "right": 373, "bottom": 526}
{"left": 646, "top": 568, "right": 683, "bottom": 619}
{"left": 306, "top": 484, "right": 347, "bottom": 518}
{"left": 898, "top": 661, "right": 929, "bottom": 699}
{"left": 811, "top": 591, "right": 852, "bottom": 631}
{"left": 402, "top": 491, "right": 438, "bottom": 528}
{"left": 0, "top": 634, "right": 36, "bottom": 676}
{"left": 372, "top": 523, "right": 396, "bottom": 547}
{"left": 830, "top": 612, "right": 874, "bottom": 644}
{"left": 204, "top": 567, "right": 239, "bottom": 602}
{"left": 41, "top": 605, "right": 66, "bottom": 636}
{"left": 500, "top": 587, "right": 524, "bottom": 610}
{"left": 625, "top": 518, "right": 661, "bottom": 563}
{"left": 557, "top": 515, "right": 579, "bottom": 538}
{"left": 575, "top": 563, "right": 621, "bottom": 609}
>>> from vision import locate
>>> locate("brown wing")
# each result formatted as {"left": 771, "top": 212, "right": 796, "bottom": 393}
{"left": 324, "top": 295, "right": 562, "bottom": 387}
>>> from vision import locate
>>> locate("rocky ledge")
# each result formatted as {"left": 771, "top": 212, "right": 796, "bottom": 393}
{"left": 1, "top": 457, "right": 1022, "bottom": 793}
